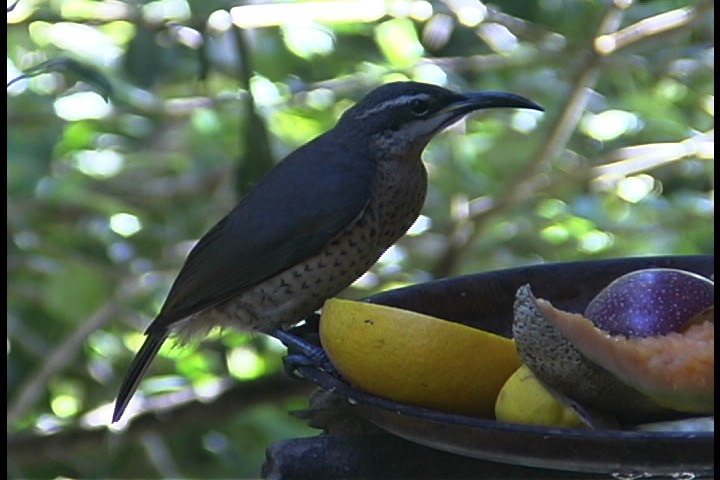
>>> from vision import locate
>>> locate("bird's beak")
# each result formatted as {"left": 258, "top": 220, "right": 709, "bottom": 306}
{"left": 423, "top": 91, "right": 544, "bottom": 136}
{"left": 441, "top": 91, "right": 545, "bottom": 118}
{"left": 412, "top": 90, "right": 544, "bottom": 140}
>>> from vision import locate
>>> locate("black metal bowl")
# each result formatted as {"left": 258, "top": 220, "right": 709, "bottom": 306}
{"left": 286, "top": 255, "right": 714, "bottom": 476}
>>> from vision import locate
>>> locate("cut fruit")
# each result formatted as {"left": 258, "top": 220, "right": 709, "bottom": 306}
{"left": 540, "top": 298, "right": 714, "bottom": 414}
{"left": 495, "top": 364, "right": 585, "bottom": 428}
{"left": 513, "top": 284, "right": 714, "bottom": 423}
{"left": 319, "top": 298, "right": 521, "bottom": 417}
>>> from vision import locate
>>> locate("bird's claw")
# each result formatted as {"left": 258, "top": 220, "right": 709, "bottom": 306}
{"left": 272, "top": 329, "right": 339, "bottom": 380}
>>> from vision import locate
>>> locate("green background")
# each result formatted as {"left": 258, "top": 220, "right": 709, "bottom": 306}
{"left": 7, "top": 0, "right": 714, "bottom": 478}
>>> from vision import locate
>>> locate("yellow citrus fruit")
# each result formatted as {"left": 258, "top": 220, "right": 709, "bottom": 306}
{"left": 319, "top": 298, "right": 521, "bottom": 417}
{"left": 495, "top": 364, "right": 585, "bottom": 428}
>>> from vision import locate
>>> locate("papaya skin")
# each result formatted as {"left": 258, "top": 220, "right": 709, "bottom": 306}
{"left": 512, "top": 285, "right": 709, "bottom": 423}
{"left": 536, "top": 297, "right": 714, "bottom": 414}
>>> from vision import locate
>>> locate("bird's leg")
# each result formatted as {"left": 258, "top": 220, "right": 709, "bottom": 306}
{"left": 272, "top": 329, "right": 339, "bottom": 379}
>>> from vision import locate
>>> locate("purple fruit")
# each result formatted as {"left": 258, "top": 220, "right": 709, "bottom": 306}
{"left": 584, "top": 268, "right": 714, "bottom": 337}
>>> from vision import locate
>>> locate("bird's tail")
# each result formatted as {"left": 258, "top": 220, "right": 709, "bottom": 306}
{"left": 112, "top": 332, "right": 168, "bottom": 423}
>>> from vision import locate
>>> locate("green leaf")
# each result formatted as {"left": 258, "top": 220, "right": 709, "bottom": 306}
{"left": 374, "top": 18, "right": 424, "bottom": 67}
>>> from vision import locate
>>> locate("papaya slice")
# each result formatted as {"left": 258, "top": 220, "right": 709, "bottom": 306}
{"left": 536, "top": 297, "right": 714, "bottom": 414}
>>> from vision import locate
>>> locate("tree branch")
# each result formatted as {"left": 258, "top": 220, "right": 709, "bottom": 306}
{"left": 7, "top": 374, "right": 315, "bottom": 465}
{"left": 429, "top": 0, "right": 712, "bottom": 278}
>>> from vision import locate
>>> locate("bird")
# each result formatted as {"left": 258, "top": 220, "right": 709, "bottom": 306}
{"left": 112, "top": 81, "right": 543, "bottom": 422}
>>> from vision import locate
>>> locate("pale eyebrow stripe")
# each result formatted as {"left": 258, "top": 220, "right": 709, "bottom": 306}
{"left": 353, "top": 94, "right": 430, "bottom": 120}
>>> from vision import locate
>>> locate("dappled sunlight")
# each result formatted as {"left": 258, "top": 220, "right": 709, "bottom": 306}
{"left": 230, "top": 1, "right": 388, "bottom": 28}
{"left": 73, "top": 149, "right": 124, "bottom": 178}
{"left": 54, "top": 91, "right": 113, "bottom": 120}
{"left": 614, "top": 174, "right": 657, "bottom": 204}
{"left": 227, "top": 347, "right": 266, "bottom": 380}
{"left": 581, "top": 109, "right": 641, "bottom": 142}
{"left": 109, "top": 213, "right": 143, "bottom": 237}
{"left": 7, "top": 0, "right": 713, "bottom": 477}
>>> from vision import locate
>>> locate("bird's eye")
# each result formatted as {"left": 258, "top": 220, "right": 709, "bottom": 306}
{"left": 410, "top": 99, "right": 430, "bottom": 117}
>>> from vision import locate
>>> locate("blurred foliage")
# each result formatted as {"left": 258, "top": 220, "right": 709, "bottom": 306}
{"left": 7, "top": 0, "right": 714, "bottom": 478}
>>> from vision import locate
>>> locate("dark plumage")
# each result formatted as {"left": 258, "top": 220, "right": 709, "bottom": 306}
{"left": 112, "top": 81, "right": 543, "bottom": 422}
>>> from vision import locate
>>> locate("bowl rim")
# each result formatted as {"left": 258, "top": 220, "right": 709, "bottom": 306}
{"left": 285, "top": 255, "right": 715, "bottom": 474}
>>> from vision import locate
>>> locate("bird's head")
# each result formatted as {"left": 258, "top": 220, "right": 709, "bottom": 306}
{"left": 337, "top": 81, "right": 544, "bottom": 157}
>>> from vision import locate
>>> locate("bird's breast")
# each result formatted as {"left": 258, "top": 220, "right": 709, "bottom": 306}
{"left": 367, "top": 155, "right": 429, "bottom": 245}
{"left": 199, "top": 157, "right": 428, "bottom": 333}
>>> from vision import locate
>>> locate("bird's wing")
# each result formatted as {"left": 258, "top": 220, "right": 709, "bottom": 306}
{"left": 146, "top": 139, "right": 375, "bottom": 333}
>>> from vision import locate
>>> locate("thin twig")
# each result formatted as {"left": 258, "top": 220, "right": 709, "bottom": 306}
{"left": 594, "top": 0, "right": 714, "bottom": 56}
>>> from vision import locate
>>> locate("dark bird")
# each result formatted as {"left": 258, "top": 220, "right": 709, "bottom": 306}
{"left": 112, "top": 81, "right": 543, "bottom": 422}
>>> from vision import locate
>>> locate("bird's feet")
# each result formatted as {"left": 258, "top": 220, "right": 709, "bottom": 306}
{"left": 272, "top": 329, "right": 339, "bottom": 380}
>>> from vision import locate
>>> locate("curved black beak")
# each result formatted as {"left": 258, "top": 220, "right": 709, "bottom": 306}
{"left": 425, "top": 90, "right": 543, "bottom": 135}
{"left": 443, "top": 91, "right": 544, "bottom": 117}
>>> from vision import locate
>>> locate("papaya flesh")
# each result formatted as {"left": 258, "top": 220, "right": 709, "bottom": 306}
{"left": 512, "top": 285, "right": 714, "bottom": 424}
{"left": 536, "top": 297, "right": 714, "bottom": 414}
